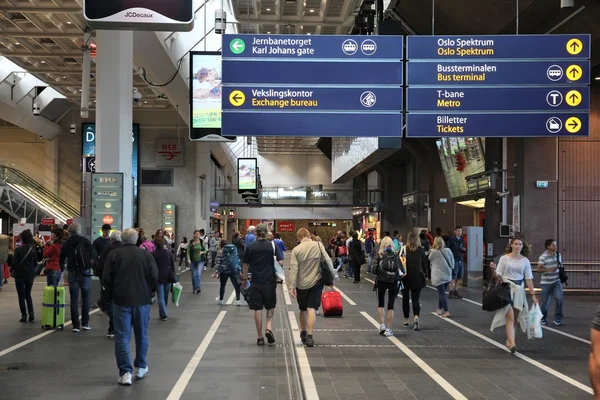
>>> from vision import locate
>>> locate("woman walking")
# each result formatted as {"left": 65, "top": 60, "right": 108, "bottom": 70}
{"left": 177, "top": 237, "right": 189, "bottom": 270}
{"left": 187, "top": 230, "right": 207, "bottom": 294}
{"left": 10, "top": 230, "right": 38, "bottom": 322}
{"left": 152, "top": 237, "right": 176, "bottom": 321}
{"left": 212, "top": 239, "right": 242, "bottom": 306}
{"left": 373, "top": 236, "right": 404, "bottom": 336}
{"left": 401, "top": 232, "right": 428, "bottom": 331}
{"left": 490, "top": 237, "right": 538, "bottom": 353}
{"left": 43, "top": 228, "right": 64, "bottom": 287}
{"left": 429, "top": 237, "right": 454, "bottom": 318}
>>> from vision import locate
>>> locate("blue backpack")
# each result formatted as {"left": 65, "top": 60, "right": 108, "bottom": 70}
{"left": 222, "top": 244, "right": 240, "bottom": 275}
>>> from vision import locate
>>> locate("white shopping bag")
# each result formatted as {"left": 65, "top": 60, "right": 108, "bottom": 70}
{"left": 527, "top": 303, "right": 543, "bottom": 340}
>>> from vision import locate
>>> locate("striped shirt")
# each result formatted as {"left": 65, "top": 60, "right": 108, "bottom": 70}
{"left": 538, "top": 251, "right": 561, "bottom": 285}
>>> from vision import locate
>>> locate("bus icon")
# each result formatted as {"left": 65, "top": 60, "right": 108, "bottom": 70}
{"left": 342, "top": 39, "right": 358, "bottom": 55}
{"left": 547, "top": 65, "right": 563, "bottom": 81}
{"left": 361, "top": 39, "right": 377, "bottom": 55}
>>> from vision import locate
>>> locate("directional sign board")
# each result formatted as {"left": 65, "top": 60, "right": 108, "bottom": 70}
{"left": 91, "top": 173, "right": 123, "bottom": 238}
{"left": 221, "top": 34, "right": 404, "bottom": 137}
{"left": 406, "top": 34, "right": 591, "bottom": 138}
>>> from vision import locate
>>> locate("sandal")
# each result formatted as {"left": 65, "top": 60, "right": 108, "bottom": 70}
{"left": 265, "top": 329, "right": 275, "bottom": 345}
{"left": 257, "top": 337, "right": 265, "bottom": 346}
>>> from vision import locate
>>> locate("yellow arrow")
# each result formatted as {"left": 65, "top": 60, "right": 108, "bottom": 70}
{"left": 566, "top": 65, "right": 583, "bottom": 81}
{"left": 229, "top": 90, "right": 245, "bottom": 107}
{"left": 565, "top": 117, "right": 581, "bottom": 134}
{"left": 565, "top": 90, "right": 582, "bottom": 107}
{"left": 566, "top": 38, "right": 583, "bottom": 55}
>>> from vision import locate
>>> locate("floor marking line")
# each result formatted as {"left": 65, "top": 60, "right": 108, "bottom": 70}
{"left": 426, "top": 285, "right": 591, "bottom": 345}
{"left": 0, "top": 308, "right": 100, "bottom": 358}
{"left": 432, "top": 312, "right": 593, "bottom": 395}
{"left": 361, "top": 311, "right": 467, "bottom": 400}
{"left": 166, "top": 310, "right": 227, "bottom": 400}
{"left": 333, "top": 286, "right": 356, "bottom": 306}
{"left": 226, "top": 291, "right": 236, "bottom": 305}
{"left": 287, "top": 311, "right": 320, "bottom": 400}
{"left": 282, "top": 282, "right": 292, "bottom": 305}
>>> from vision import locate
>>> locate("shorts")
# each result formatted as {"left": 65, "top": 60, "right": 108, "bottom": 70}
{"left": 296, "top": 284, "right": 323, "bottom": 311}
{"left": 452, "top": 260, "right": 464, "bottom": 280}
{"left": 248, "top": 282, "right": 277, "bottom": 311}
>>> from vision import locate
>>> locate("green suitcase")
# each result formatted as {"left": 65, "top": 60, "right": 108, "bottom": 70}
{"left": 41, "top": 286, "right": 65, "bottom": 329}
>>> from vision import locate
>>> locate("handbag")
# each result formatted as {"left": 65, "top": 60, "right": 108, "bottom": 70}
{"left": 440, "top": 250, "right": 454, "bottom": 275}
{"left": 398, "top": 246, "right": 407, "bottom": 275}
{"left": 36, "top": 259, "right": 47, "bottom": 276}
{"left": 557, "top": 252, "right": 568, "bottom": 286}
{"left": 482, "top": 278, "right": 512, "bottom": 312}
{"left": 318, "top": 242, "right": 334, "bottom": 287}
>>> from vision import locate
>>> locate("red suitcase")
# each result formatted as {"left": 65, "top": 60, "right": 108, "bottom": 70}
{"left": 321, "top": 290, "right": 343, "bottom": 317}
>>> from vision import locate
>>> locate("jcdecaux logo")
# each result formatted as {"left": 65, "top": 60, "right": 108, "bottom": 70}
{"left": 230, "top": 38, "right": 246, "bottom": 54}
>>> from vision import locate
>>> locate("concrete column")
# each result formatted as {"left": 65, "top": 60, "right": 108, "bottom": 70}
{"left": 196, "top": 143, "right": 213, "bottom": 231}
{"left": 95, "top": 31, "right": 134, "bottom": 228}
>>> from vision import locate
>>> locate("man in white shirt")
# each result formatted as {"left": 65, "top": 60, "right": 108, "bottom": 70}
{"left": 345, "top": 231, "right": 354, "bottom": 278}
{"left": 537, "top": 239, "right": 563, "bottom": 326}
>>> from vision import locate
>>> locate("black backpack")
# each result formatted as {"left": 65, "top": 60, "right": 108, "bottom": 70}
{"left": 377, "top": 252, "right": 400, "bottom": 283}
{"left": 557, "top": 252, "right": 568, "bottom": 286}
{"left": 71, "top": 240, "right": 92, "bottom": 276}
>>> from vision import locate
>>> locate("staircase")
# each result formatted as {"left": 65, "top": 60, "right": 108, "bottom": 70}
{"left": 0, "top": 165, "right": 79, "bottom": 225}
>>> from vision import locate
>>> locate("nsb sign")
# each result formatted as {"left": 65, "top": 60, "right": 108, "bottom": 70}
{"left": 155, "top": 138, "right": 184, "bottom": 167}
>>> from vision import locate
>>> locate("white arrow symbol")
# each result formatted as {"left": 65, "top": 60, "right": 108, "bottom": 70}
{"left": 232, "top": 41, "right": 242, "bottom": 51}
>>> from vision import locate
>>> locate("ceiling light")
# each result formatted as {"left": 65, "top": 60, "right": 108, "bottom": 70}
{"left": 14, "top": 42, "right": 20, "bottom": 45}
{"left": 596, "top": 77, "right": 600, "bottom": 80}
{"left": 266, "top": 7, "right": 271, "bottom": 11}
{"left": 309, "top": 9, "right": 314, "bottom": 12}
{"left": 307, "top": 33, "right": 311, "bottom": 35}
{"left": 144, "top": 101, "right": 148, "bottom": 104}
{"left": 267, "top": 31, "right": 271, "bottom": 34}
{"left": 66, "top": 21, "right": 72, "bottom": 24}
{"left": 40, "top": 60, "right": 45, "bottom": 63}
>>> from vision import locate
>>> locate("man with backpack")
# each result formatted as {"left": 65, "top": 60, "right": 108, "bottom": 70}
{"left": 59, "top": 223, "right": 95, "bottom": 332}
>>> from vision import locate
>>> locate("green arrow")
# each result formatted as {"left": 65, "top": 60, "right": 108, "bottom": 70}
{"left": 230, "top": 38, "right": 246, "bottom": 54}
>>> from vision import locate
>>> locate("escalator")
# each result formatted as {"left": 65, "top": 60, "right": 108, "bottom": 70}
{"left": 0, "top": 165, "right": 79, "bottom": 225}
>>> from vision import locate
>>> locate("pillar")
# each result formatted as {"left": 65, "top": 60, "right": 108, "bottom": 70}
{"left": 196, "top": 143, "right": 213, "bottom": 232}
{"left": 95, "top": 31, "right": 134, "bottom": 229}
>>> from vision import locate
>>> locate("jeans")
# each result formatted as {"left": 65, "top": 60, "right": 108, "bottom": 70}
{"left": 156, "top": 283, "right": 172, "bottom": 318}
{"left": 68, "top": 270, "right": 92, "bottom": 328}
{"left": 219, "top": 273, "right": 240, "bottom": 301}
{"left": 15, "top": 278, "right": 34, "bottom": 317}
{"left": 113, "top": 304, "right": 151, "bottom": 376}
{"left": 437, "top": 283, "right": 449, "bottom": 312}
{"left": 541, "top": 281, "right": 564, "bottom": 321}
{"left": 191, "top": 261, "right": 204, "bottom": 291}
{"left": 367, "top": 254, "right": 373, "bottom": 273}
{"left": 46, "top": 270, "right": 62, "bottom": 287}
{"left": 335, "top": 257, "right": 346, "bottom": 273}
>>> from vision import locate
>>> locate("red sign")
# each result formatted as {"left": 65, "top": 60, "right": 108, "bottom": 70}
{"left": 278, "top": 221, "right": 295, "bottom": 232}
{"left": 41, "top": 218, "right": 55, "bottom": 225}
{"left": 66, "top": 219, "right": 73, "bottom": 225}
{"left": 103, "top": 215, "right": 114, "bottom": 225}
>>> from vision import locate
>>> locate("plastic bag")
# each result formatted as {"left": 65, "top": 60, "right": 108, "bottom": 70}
{"left": 275, "top": 264, "right": 285, "bottom": 283}
{"left": 171, "top": 282, "right": 183, "bottom": 307}
{"left": 527, "top": 303, "right": 543, "bottom": 340}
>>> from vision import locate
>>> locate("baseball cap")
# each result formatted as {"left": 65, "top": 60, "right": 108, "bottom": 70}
{"left": 101, "top": 224, "right": 112, "bottom": 231}
{"left": 256, "top": 223, "right": 268, "bottom": 235}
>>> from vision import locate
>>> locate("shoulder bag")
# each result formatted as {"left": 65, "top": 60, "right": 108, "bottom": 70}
{"left": 557, "top": 252, "right": 568, "bottom": 286}
{"left": 482, "top": 278, "right": 512, "bottom": 312}
{"left": 318, "top": 242, "right": 335, "bottom": 287}
{"left": 10, "top": 246, "right": 33, "bottom": 278}
{"left": 398, "top": 246, "right": 407, "bottom": 275}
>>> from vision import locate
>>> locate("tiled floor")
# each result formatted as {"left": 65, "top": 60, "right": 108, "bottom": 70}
{"left": 0, "top": 261, "right": 595, "bottom": 400}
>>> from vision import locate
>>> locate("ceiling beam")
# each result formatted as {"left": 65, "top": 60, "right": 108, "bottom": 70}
{"left": 0, "top": 52, "right": 81, "bottom": 58}
{"left": 0, "top": 6, "right": 81, "bottom": 13}
{"left": 0, "top": 31, "right": 87, "bottom": 38}
{"left": 238, "top": 16, "right": 348, "bottom": 25}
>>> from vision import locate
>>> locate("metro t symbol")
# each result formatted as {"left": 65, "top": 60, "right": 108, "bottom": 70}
{"left": 549, "top": 93, "right": 560, "bottom": 105}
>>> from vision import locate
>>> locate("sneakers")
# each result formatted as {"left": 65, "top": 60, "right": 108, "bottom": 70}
{"left": 72, "top": 327, "right": 80, "bottom": 333}
{"left": 234, "top": 300, "right": 241, "bottom": 306}
{"left": 413, "top": 320, "right": 420, "bottom": 331}
{"left": 160, "top": 317, "right": 168, "bottom": 321}
{"left": 82, "top": 325, "right": 92, "bottom": 331}
{"left": 215, "top": 297, "right": 224, "bottom": 305}
{"left": 305, "top": 337, "right": 314, "bottom": 347}
{"left": 265, "top": 329, "right": 275, "bottom": 345}
{"left": 203, "top": 266, "right": 207, "bottom": 271}
{"left": 379, "top": 324, "right": 386, "bottom": 335}
{"left": 19, "top": 316, "right": 27, "bottom": 323}
{"left": 300, "top": 330, "right": 308, "bottom": 344}
{"left": 384, "top": 328, "right": 393, "bottom": 337}
{"left": 541, "top": 318, "right": 548, "bottom": 325}
{"left": 315, "top": 310, "right": 320, "bottom": 316}
{"left": 28, "top": 314, "right": 34, "bottom": 322}
{"left": 136, "top": 367, "right": 148, "bottom": 379}
{"left": 106, "top": 331, "right": 115, "bottom": 339}
{"left": 554, "top": 320, "right": 563, "bottom": 326}
{"left": 118, "top": 372, "right": 132, "bottom": 386}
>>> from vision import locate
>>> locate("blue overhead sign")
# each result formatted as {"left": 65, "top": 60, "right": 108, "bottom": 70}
{"left": 407, "top": 35, "right": 591, "bottom": 60}
{"left": 406, "top": 113, "right": 589, "bottom": 138}
{"left": 406, "top": 34, "right": 591, "bottom": 138}
{"left": 407, "top": 87, "right": 590, "bottom": 111}
{"left": 222, "top": 34, "right": 404, "bottom": 137}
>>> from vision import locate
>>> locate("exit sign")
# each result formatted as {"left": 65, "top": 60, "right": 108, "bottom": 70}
{"left": 536, "top": 181, "right": 549, "bottom": 188}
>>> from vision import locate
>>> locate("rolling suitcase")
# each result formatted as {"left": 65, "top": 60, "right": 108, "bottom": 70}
{"left": 41, "top": 286, "right": 65, "bottom": 329}
{"left": 321, "top": 289, "right": 343, "bottom": 317}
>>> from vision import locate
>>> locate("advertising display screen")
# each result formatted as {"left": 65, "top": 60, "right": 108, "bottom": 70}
{"left": 238, "top": 158, "right": 257, "bottom": 192}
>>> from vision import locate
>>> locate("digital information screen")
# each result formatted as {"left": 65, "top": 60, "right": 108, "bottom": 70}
{"left": 238, "top": 158, "right": 257, "bottom": 193}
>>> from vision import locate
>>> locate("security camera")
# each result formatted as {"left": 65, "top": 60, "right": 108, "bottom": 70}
{"left": 561, "top": 0, "right": 574, "bottom": 8}
{"left": 198, "top": 174, "right": 207, "bottom": 180}
{"left": 215, "top": 10, "right": 227, "bottom": 34}
{"left": 496, "top": 191, "right": 511, "bottom": 198}
{"left": 32, "top": 102, "right": 41, "bottom": 116}
{"left": 70, "top": 123, "right": 76, "bottom": 135}
{"left": 132, "top": 88, "right": 142, "bottom": 104}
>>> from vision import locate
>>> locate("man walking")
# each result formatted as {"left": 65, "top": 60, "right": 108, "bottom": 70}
{"left": 245, "top": 225, "right": 257, "bottom": 248}
{"left": 447, "top": 226, "right": 466, "bottom": 299}
{"left": 209, "top": 232, "right": 220, "bottom": 269}
{"left": 60, "top": 223, "right": 94, "bottom": 332}
{"left": 365, "top": 233, "right": 375, "bottom": 274}
{"left": 537, "top": 239, "right": 564, "bottom": 326}
{"left": 241, "top": 224, "right": 283, "bottom": 346}
{"left": 288, "top": 228, "right": 334, "bottom": 347}
{"left": 102, "top": 229, "right": 158, "bottom": 386}
{"left": 96, "top": 230, "right": 122, "bottom": 338}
